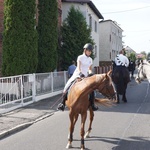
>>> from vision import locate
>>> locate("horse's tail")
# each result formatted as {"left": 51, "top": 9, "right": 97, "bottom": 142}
{"left": 95, "top": 98, "right": 115, "bottom": 107}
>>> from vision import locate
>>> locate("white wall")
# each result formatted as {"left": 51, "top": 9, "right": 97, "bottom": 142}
{"left": 99, "top": 20, "right": 123, "bottom": 62}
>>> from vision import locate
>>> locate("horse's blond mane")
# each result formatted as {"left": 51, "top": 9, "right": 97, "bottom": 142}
{"left": 96, "top": 74, "right": 105, "bottom": 83}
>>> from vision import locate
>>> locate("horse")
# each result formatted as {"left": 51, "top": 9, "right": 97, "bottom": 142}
{"left": 135, "top": 62, "right": 150, "bottom": 83}
{"left": 65, "top": 70, "right": 116, "bottom": 150}
{"left": 112, "top": 66, "right": 130, "bottom": 103}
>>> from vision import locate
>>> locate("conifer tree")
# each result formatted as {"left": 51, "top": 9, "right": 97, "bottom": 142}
{"left": 59, "top": 6, "right": 94, "bottom": 70}
{"left": 37, "top": 0, "right": 58, "bottom": 72}
{"left": 2, "top": 0, "right": 38, "bottom": 76}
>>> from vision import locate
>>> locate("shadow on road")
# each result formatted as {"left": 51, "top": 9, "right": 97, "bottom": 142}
{"left": 85, "top": 136, "right": 150, "bottom": 150}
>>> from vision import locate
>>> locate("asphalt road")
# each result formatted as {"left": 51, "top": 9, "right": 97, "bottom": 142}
{"left": 0, "top": 78, "right": 150, "bottom": 150}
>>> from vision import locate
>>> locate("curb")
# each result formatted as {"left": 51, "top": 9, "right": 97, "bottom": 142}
{"left": 0, "top": 112, "right": 55, "bottom": 140}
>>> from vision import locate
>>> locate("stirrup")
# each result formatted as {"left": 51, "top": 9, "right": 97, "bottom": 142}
{"left": 57, "top": 103, "right": 65, "bottom": 111}
{"left": 91, "top": 105, "right": 98, "bottom": 111}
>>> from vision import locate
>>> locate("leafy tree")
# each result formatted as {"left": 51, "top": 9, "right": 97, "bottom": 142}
{"left": 128, "top": 53, "right": 136, "bottom": 62}
{"left": 37, "top": 0, "right": 58, "bottom": 72}
{"left": 59, "top": 6, "right": 94, "bottom": 70}
{"left": 2, "top": 0, "right": 38, "bottom": 76}
{"left": 140, "top": 51, "right": 146, "bottom": 59}
{"left": 147, "top": 52, "right": 150, "bottom": 61}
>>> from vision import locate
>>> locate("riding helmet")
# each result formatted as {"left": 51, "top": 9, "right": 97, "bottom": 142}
{"left": 83, "top": 43, "right": 93, "bottom": 51}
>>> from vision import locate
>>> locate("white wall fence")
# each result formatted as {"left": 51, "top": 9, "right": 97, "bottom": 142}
{"left": 0, "top": 65, "right": 112, "bottom": 114}
{"left": 0, "top": 71, "right": 68, "bottom": 114}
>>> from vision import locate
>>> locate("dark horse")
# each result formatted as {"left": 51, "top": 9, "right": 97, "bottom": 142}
{"left": 112, "top": 66, "right": 130, "bottom": 103}
{"left": 65, "top": 71, "right": 116, "bottom": 150}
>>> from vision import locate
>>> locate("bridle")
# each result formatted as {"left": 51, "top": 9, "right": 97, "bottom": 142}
{"left": 98, "top": 80, "right": 116, "bottom": 99}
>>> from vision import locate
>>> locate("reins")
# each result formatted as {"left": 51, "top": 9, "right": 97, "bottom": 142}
{"left": 96, "top": 75, "right": 116, "bottom": 99}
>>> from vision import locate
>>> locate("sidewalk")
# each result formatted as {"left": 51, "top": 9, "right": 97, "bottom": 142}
{"left": 0, "top": 94, "right": 62, "bottom": 140}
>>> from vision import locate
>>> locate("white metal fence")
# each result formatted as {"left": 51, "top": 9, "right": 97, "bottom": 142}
{"left": 0, "top": 71, "right": 68, "bottom": 114}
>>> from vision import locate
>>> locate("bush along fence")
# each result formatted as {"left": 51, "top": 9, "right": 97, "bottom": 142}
{"left": 0, "top": 65, "right": 112, "bottom": 114}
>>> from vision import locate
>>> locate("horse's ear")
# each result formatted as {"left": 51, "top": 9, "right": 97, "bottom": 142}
{"left": 107, "top": 70, "right": 112, "bottom": 76}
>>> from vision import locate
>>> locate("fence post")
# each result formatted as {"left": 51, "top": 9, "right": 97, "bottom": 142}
{"left": 51, "top": 72, "right": 54, "bottom": 92}
{"left": 64, "top": 71, "right": 67, "bottom": 84}
{"left": 20, "top": 75, "right": 24, "bottom": 106}
{"left": 32, "top": 74, "right": 36, "bottom": 102}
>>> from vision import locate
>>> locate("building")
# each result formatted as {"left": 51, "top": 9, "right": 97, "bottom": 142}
{"left": 62, "top": 0, "right": 104, "bottom": 66}
{"left": 124, "top": 46, "right": 136, "bottom": 56}
{"left": 99, "top": 20, "right": 123, "bottom": 64}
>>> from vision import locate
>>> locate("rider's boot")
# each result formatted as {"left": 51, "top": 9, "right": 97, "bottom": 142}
{"left": 57, "top": 92, "right": 67, "bottom": 111}
{"left": 89, "top": 91, "right": 98, "bottom": 111}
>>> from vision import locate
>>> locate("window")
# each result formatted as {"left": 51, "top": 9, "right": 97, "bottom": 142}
{"left": 89, "top": 15, "right": 92, "bottom": 30}
{"left": 94, "top": 45, "right": 97, "bottom": 58}
{"left": 94, "top": 21, "right": 97, "bottom": 32}
{"left": 109, "top": 34, "right": 111, "bottom": 42}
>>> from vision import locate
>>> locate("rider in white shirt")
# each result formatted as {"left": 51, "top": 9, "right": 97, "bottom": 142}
{"left": 115, "top": 50, "right": 129, "bottom": 67}
{"left": 112, "top": 49, "right": 130, "bottom": 82}
{"left": 57, "top": 43, "right": 98, "bottom": 111}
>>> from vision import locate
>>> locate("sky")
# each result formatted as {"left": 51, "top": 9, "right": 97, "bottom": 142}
{"left": 92, "top": 0, "right": 150, "bottom": 54}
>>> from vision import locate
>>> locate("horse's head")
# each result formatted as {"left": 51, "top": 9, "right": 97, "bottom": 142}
{"left": 135, "top": 63, "right": 145, "bottom": 83}
{"left": 96, "top": 70, "right": 116, "bottom": 100}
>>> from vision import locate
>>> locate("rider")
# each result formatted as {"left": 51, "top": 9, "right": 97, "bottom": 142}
{"left": 112, "top": 48, "right": 130, "bottom": 82}
{"left": 57, "top": 43, "right": 98, "bottom": 111}
{"left": 115, "top": 49, "right": 129, "bottom": 67}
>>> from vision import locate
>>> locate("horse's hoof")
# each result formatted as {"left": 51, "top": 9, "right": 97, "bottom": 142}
{"left": 66, "top": 143, "right": 72, "bottom": 149}
{"left": 84, "top": 131, "right": 90, "bottom": 138}
{"left": 80, "top": 146, "right": 85, "bottom": 150}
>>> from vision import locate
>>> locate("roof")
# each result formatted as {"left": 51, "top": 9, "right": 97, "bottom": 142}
{"left": 99, "top": 19, "right": 123, "bottom": 31}
{"left": 62, "top": 0, "right": 104, "bottom": 19}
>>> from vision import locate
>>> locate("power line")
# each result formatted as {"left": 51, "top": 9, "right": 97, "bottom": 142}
{"left": 125, "top": 29, "right": 150, "bottom": 33}
{"left": 103, "top": 5, "right": 150, "bottom": 14}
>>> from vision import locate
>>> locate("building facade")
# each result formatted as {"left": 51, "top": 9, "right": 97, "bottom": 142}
{"left": 99, "top": 20, "right": 123, "bottom": 63}
{"left": 62, "top": 0, "right": 103, "bottom": 67}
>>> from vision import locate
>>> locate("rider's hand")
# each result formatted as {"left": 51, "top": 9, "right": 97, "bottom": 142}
{"left": 79, "top": 72, "right": 85, "bottom": 78}
{"left": 88, "top": 73, "right": 94, "bottom": 77}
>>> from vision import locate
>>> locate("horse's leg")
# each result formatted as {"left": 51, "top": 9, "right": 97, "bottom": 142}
{"left": 66, "top": 111, "right": 75, "bottom": 149}
{"left": 84, "top": 107, "right": 94, "bottom": 138}
{"left": 116, "top": 92, "right": 120, "bottom": 103}
{"left": 122, "top": 84, "right": 127, "bottom": 103}
{"left": 114, "top": 84, "right": 119, "bottom": 103}
{"left": 73, "top": 114, "right": 79, "bottom": 126}
{"left": 80, "top": 112, "right": 87, "bottom": 150}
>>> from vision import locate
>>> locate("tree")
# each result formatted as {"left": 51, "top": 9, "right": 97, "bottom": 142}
{"left": 140, "top": 51, "right": 146, "bottom": 59}
{"left": 59, "top": 6, "right": 94, "bottom": 70}
{"left": 37, "top": 0, "right": 58, "bottom": 73}
{"left": 147, "top": 52, "right": 150, "bottom": 61}
{"left": 2, "top": 0, "right": 38, "bottom": 76}
{"left": 128, "top": 53, "right": 136, "bottom": 62}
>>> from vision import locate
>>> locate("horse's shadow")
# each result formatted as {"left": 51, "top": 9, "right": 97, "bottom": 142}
{"left": 84, "top": 136, "right": 150, "bottom": 150}
{"left": 67, "top": 136, "right": 149, "bottom": 149}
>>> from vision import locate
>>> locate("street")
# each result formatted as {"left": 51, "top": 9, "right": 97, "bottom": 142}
{"left": 0, "top": 78, "right": 150, "bottom": 150}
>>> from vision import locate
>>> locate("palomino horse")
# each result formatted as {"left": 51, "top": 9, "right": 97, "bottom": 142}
{"left": 65, "top": 71, "right": 116, "bottom": 150}
{"left": 112, "top": 66, "right": 130, "bottom": 103}
{"left": 135, "top": 62, "right": 150, "bottom": 83}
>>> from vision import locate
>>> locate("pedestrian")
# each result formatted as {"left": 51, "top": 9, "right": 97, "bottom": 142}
{"left": 57, "top": 43, "right": 98, "bottom": 111}
{"left": 68, "top": 60, "right": 76, "bottom": 78}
